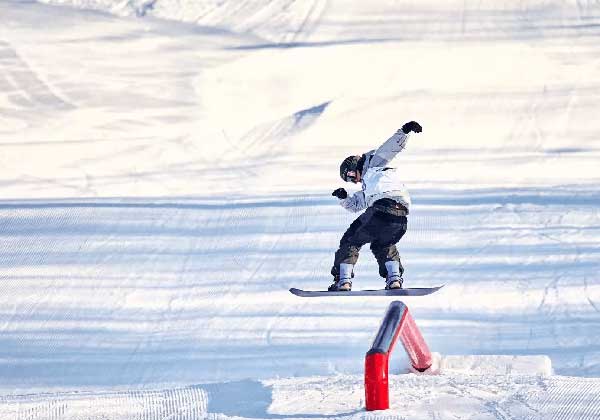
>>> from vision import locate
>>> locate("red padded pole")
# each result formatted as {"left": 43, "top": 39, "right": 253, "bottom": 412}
{"left": 364, "top": 351, "right": 389, "bottom": 410}
{"left": 399, "top": 310, "right": 432, "bottom": 372}
{"left": 364, "top": 301, "right": 432, "bottom": 411}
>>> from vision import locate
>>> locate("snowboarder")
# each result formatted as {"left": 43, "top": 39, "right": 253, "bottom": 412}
{"left": 329, "top": 120, "right": 422, "bottom": 291}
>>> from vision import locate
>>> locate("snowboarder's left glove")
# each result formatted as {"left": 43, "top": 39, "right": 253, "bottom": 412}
{"left": 332, "top": 188, "right": 348, "bottom": 200}
{"left": 402, "top": 121, "right": 422, "bottom": 134}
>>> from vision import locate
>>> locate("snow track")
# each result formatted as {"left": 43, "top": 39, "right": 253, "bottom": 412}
{"left": 0, "top": 386, "right": 207, "bottom": 420}
{"left": 0, "top": 189, "right": 598, "bottom": 393}
{"left": 36, "top": 0, "right": 330, "bottom": 43}
{"left": 524, "top": 377, "right": 600, "bottom": 420}
{"left": 0, "top": 40, "right": 72, "bottom": 112}
{"left": 2, "top": 374, "right": 600, "bottom": 420}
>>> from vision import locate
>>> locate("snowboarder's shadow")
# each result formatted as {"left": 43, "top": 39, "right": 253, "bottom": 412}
{"left": 204, "top": 379, "right": 362, "bottom": 418}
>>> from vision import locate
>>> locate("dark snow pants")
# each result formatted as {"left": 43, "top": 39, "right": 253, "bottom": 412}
{"left": 331, "top": 206, "right": 408, "bottom": 279}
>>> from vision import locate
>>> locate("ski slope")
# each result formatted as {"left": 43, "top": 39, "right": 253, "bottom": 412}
{"left": 1, "top": 0, "right": 600, "bottom": 418}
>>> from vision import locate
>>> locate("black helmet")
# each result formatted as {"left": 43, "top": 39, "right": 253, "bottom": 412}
{"left": 339, "top": 155, "right": 361, "bottom": 182}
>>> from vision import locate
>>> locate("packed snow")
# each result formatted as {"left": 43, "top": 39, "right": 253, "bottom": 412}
{"left": 1, "top": 0, "right": 600, "bottom": 418}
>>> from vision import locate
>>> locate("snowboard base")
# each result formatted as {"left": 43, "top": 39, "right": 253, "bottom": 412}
{"left": 289, "top": 285, "right": 444, "bottom": 297}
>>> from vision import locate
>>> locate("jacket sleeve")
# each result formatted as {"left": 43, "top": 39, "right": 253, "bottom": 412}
{"left": 368, "top": 129, "right": 410, "bottom": 168}
{"left": 339, "top": 191, "right": 367, "bottom": 213}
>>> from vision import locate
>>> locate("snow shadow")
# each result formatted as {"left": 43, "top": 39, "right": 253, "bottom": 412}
{"left": 204, "top": 380, "right": 360, "bottom": 418}
{"left": 205, "top": 380, "right": 272, "bottom": 418}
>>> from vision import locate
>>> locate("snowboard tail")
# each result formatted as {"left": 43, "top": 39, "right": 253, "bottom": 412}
{"left": 289, "top": 285, "right": 443, "bottom": 297}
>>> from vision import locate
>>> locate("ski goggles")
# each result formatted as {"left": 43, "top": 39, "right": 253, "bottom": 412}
{"left": 344, "top": 170, "right": 357, "bottom": 183}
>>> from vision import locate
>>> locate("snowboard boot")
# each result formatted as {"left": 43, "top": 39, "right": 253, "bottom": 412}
{"left": 328, "top": 263, "right": 353, "bottom": 291}
{"left": 385, "top": 260, "right": 403, "bottom": 290}
{"left": 385, "top": 276, "right": 403, "bottom": 290}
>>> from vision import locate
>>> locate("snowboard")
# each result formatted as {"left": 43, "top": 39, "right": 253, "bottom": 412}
{"left": 289, "top": 285, "right": 443, "bottom": 297}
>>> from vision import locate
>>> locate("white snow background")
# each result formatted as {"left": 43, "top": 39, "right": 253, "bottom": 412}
{"left": 1, "top": 0, "right": 600, "bottom": 418}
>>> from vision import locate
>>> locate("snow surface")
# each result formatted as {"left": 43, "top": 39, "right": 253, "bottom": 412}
{"left": 1, "top": 0, "right": 600, "bottom": 418}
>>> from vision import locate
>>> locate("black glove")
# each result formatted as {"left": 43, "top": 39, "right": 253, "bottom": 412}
{"left": 401, "top": 121, "right": 422, "bottom": 134}
{"left": 332, "top": 188, "right": 348, "bottom": 200}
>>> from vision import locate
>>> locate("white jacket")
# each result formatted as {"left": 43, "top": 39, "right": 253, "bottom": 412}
{"left": 340, "top": 129, "right": 411, "bottom": 213}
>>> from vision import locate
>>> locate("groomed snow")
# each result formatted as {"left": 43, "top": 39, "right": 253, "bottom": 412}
{"left": 1, "top": 0, "right": 600, "bottom": 418}
{"left": 2, "top": 368, "right": 600, "bottom": 419}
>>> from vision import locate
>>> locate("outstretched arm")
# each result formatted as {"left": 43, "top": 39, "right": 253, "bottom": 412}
{"left": 369, "top": 121, "right": 422, "bottom": 168}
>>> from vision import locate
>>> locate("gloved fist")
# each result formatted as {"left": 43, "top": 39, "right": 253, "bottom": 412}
{"left": 401, "top": 121, "right": 422, "bottom": 134}
{"left": 332, "top": 188, "right": 348, "bottom": 200}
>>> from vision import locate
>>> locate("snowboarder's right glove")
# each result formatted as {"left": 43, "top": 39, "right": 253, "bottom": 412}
{"left": 402, "top": 121, "right": 422, "bottom": 134}
{"left": 332, "top": 188, "right": 348, "bottom": 200}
